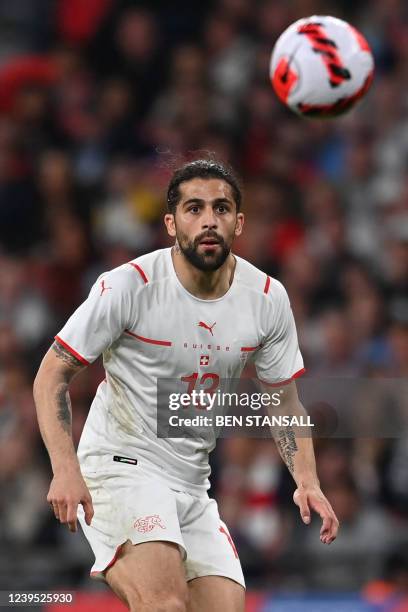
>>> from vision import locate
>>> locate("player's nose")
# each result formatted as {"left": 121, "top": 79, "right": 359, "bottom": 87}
{"left": 201, "top": 206, "right": 217, "bottom": 229}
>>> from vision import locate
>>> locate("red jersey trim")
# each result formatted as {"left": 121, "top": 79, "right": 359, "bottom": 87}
{"left": 264, "top": 275, "right": 271, "bottom": 294}
{"left": 54, "top": 336, "right": 90, "bottom": 366}
{"left": 241, "top": 345, "right": 262, "bottom": 352}
{"left": 129, "top": 262, "right": 148, "bottom": 284}
{"left": 125, "top": 329, "right": 172, "bottom": 347}
{"left": 259, "top": 367, "right": 306, "bottom": 387}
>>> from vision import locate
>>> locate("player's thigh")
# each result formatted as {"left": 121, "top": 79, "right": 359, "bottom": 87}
{"left": 188, "top": 576, "right": 245, "bottom": 612}
{"left": 105, "top": 539, "right": 189, "bottom": 611}
{"left": 182, "top": 496, "right": 245, "bottom": 590}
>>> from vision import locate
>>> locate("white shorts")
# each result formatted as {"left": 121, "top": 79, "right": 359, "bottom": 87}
{"left": 77, "top": 455, "right": 245, "bottom": 588}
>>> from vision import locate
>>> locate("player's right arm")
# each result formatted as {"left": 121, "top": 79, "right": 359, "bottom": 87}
{"left": 33, "top": 340, "right": 94, "bottom": 533}
{"left": 34, "top": 265, "right": 141, "bottom": 532}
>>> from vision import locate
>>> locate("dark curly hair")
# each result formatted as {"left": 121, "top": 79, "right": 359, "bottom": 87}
{"left": 166, "top": 158, "right": 242, "bottom": 214}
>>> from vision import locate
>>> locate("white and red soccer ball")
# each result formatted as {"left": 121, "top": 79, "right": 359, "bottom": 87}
{"left": 270, "top": 15, "right": 374, "bottom": 118}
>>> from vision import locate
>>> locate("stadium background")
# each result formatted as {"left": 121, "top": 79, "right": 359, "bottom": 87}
{"left": 0, "top": 0, "right": 407, "bottom": 610}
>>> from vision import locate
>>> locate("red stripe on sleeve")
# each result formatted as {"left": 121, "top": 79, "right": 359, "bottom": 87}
{"left": 129, "top": 262, "right": 148, "bottom": 284}
{"left": 54, "top": 336, "right": 90, "bottom": 365}
{"left": 264, "top": 275, "right": 271, "bottom": 294}
{"left": 259, "top": 367, "right": 306, "bottom": 387}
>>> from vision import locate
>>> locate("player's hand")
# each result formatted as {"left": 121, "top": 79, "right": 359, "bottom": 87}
{"left": 47, "top": 468, "right": 94, "bottom": 533}
{"left": 293, "top": 484, "right": 339, "bottom": 544}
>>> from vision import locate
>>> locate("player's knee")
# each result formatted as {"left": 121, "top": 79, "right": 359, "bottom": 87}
{"left": 128, "top": 588, "right": 188, "bottom": 612}
{"left": 155, "top": 593, "right": 188, "bottom": 612}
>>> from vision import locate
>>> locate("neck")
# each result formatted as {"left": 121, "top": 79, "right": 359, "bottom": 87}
{"left": 171, "top": 245, "right": 236, "bottom": 299}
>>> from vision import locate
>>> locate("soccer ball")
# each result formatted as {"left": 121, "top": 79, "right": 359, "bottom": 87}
{"left": 270, "top": 15, "right": 374, "bottom": 118}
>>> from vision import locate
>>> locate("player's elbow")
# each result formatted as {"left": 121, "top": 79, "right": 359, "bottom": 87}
{"left": 33, "top": 360, "right": 51, "bottom": 402}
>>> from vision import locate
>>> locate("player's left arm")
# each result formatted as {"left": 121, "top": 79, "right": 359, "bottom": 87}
{"left": 261, "top": 380, "right": 339, "bottom": 544}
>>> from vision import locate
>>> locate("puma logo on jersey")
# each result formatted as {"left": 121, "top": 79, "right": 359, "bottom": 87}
{"left": 198, "top": 321, "right": 216, "bottom": 336}
{"left": 133, "top": 514, "right": 165, "bottom": 533}
{"left": 100, "top": 280, "right": 112, "bottom": 296}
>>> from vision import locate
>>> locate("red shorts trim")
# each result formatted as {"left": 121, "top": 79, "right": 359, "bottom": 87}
{"left": 54, "top": 336, "right": 90, "bottom": 366}
{"left": 263, "top": 276, "right": 271, "bottom": 294}
{"left": 90, "top": 543, "right": 124, "bottom": 578}
{"left": 259, "top": 367, "right": 306, "bottom": 387}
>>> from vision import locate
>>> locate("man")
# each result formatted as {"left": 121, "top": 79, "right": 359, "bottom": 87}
{"left": 34, "top": 159, "right": 339, "bottom": 612}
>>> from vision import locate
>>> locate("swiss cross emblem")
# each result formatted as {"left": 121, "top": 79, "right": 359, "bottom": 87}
{"left": 200, "top": 355, "right": 210, "bottom": 366}
{"left": 133, "top": 515, "right": 165, "bottom": 533}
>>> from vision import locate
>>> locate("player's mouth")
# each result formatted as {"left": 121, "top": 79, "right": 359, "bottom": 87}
{"left": 200, "top": 239, "right": 219, "bottom": 245}
{"left": 199, "top": 239, "right": 220, "bottom": 251}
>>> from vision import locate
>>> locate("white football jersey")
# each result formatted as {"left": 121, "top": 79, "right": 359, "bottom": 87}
{"left": 56, "top": 248, "right": 304, "bottom": 492}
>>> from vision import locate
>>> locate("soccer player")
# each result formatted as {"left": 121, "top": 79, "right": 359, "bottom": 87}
{"left": 34, "top": 159, "right": 339, "bottom": 612}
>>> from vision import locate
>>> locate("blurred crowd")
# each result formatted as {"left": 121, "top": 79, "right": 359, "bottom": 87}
{"left": 0, "top": 0, "right": 407, "bottom": 599}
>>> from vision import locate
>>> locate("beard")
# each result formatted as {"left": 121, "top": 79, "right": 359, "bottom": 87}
{"left": 175, "top": 228, "right": 232, "bottom": 271}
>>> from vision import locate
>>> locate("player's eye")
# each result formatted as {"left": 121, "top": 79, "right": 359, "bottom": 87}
{"left": 216, "top": 204, "right": 228, "bottom": 213}
{"left": 188, "top": 205, "right": 200, "bottom": 213}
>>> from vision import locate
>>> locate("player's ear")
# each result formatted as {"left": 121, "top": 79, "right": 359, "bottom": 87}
{"left": 164, "top": 213, "right": 176, "bottom": 237}
{"left": 235, "top": 212, "right": 244, "bottom": 237}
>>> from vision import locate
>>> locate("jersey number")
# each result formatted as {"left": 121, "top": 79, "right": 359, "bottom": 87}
{"left": 180, "top": 373, "right": 220, "bottom": 409}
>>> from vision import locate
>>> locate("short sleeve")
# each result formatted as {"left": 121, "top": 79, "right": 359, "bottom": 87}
{"left": 254, "top": 279, "right": 305, "bottom": 386}
{"left": 55, "top": 267, "right": 138, "bottom": 364}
